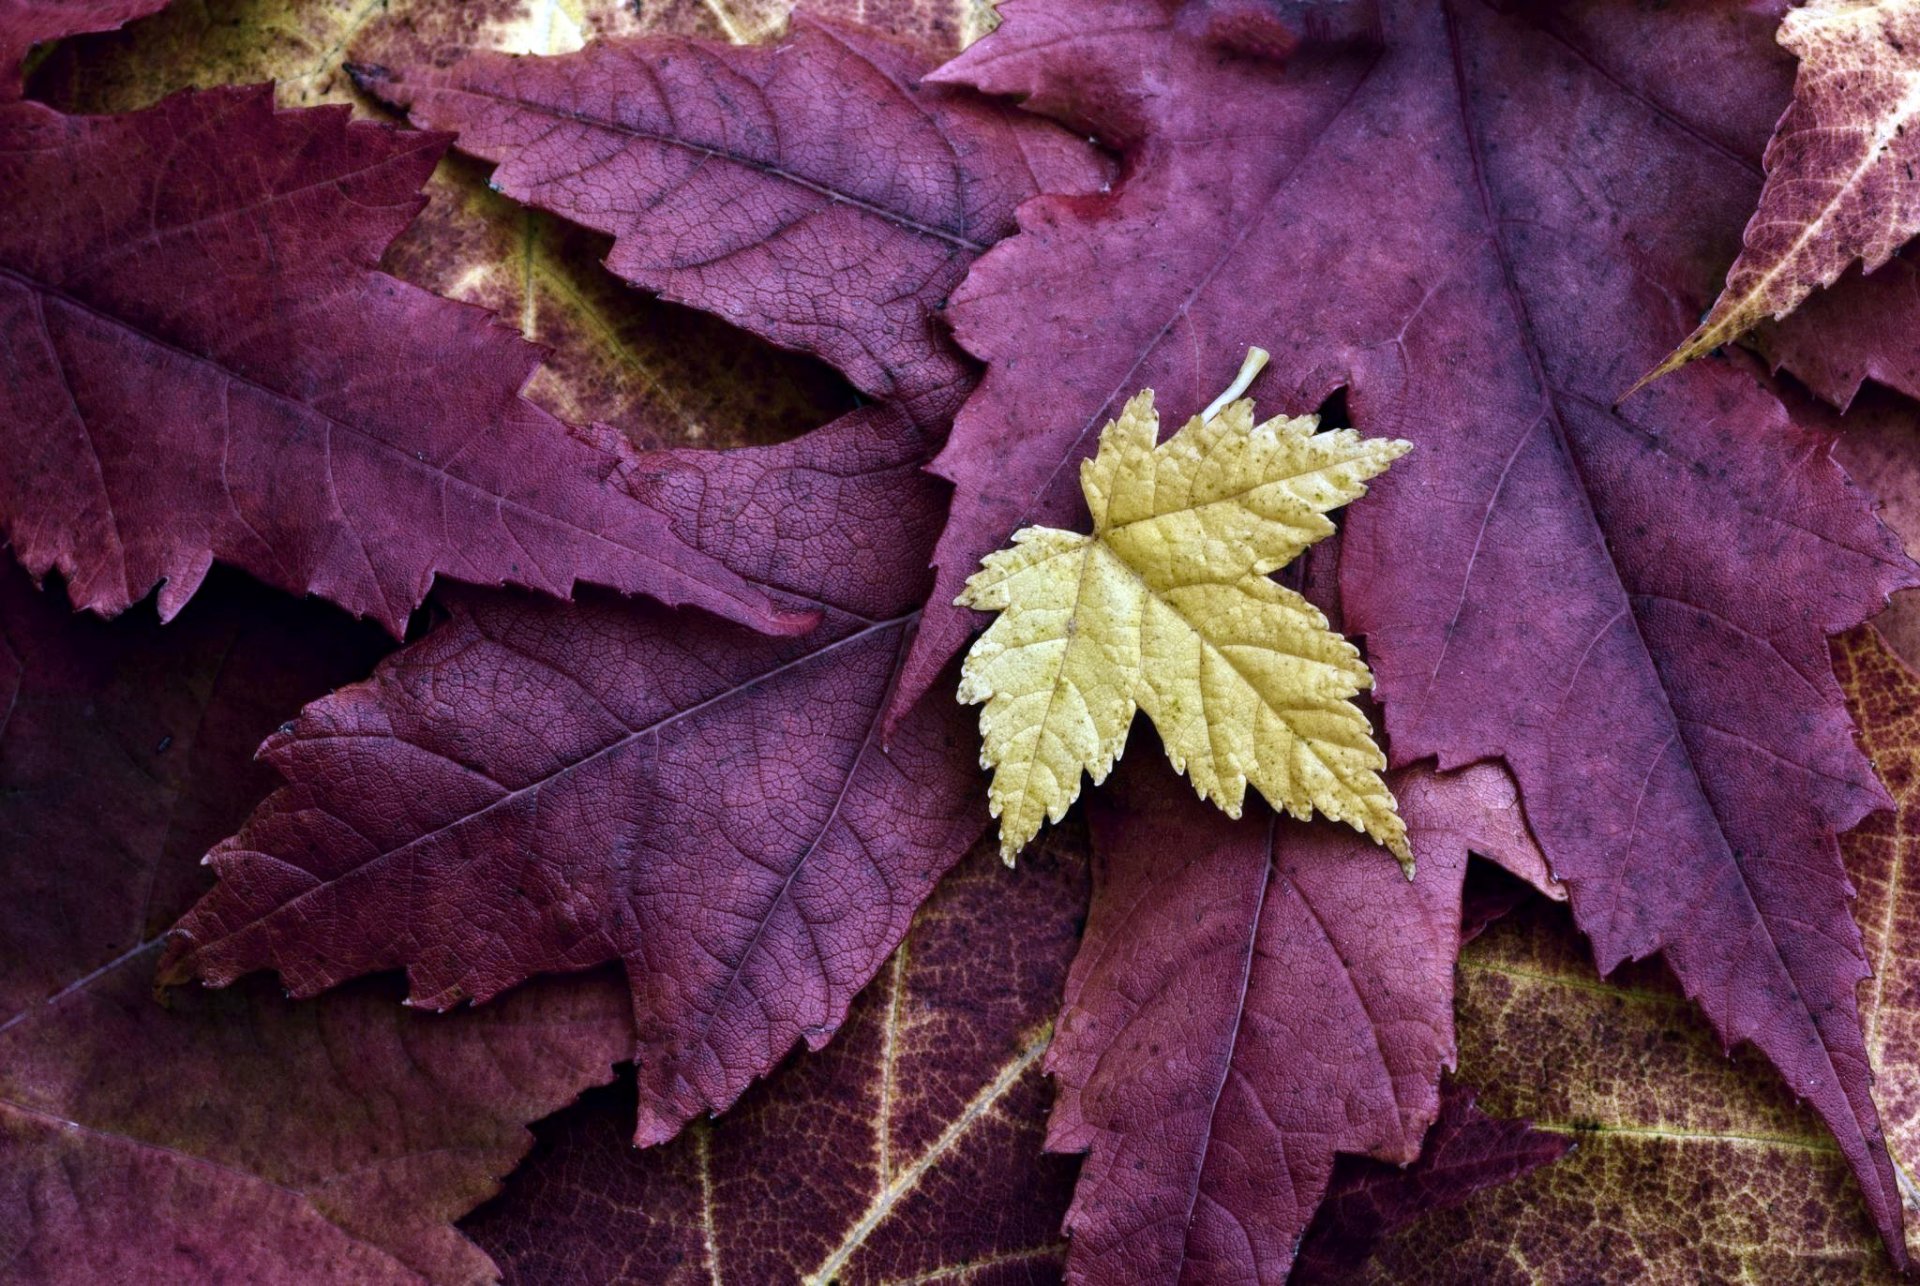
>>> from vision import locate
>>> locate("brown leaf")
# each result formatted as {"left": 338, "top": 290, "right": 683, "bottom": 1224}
{"left": 1834, "top": 625, "right": 1920, "bottom": 1264}
{"left": 1349, "top": 625, "right": 1920, "bottom": 1280}
{"left": 458, "top": 825, "right": 1090, "bottom": 1285}
{"left": 1291, "top": 1082, "right": 1572, "bottom": 1285}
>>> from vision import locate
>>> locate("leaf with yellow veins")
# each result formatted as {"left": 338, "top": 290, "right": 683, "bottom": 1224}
{"left": 957, "top": 349, "right": 1413, "bottom": 868}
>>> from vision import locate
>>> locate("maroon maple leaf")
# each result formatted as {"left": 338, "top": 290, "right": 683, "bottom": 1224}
{"left": 906, "top": 0, "right": 1915, "bottom": 1257}
{"left": 0, "top": 564, "right": 629, "bottom": 1281}
{"left": 0, "top": 85, "right": 809, "bottom": 636}
{"left": 460, "top": 824, "right": 1090, "bottom": 1285}
{"left": 160, "top": 407, "right": 993, "bottom": 1146}
{"left": 349, "top": 13, "right": 1112, "bottom": 426}
{"left": 1049, "top": 756, "right": 1554, "bottom": 1283}
{"left": 0, "top": 0, "right": 170, "bottom": 98}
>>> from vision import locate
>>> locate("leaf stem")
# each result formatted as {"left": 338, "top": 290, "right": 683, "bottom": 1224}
{"left": 1200, "top": 346, "right": 1271, "bottom": 423}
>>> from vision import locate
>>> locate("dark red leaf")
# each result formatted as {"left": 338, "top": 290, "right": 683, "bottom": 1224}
{"left": 1761, "top": 258, "right": 1920, "bottom": 414}
{"left": 909, "top": 0, "right": 1916, "bottom": 1257}
{"left": 1048, "top": 757, "right": 1552, "bottom": 1283}
{"left": 0, "top": 565, "right": 629, "bottom": 1282}
{"left": 1783, "top": 384, "right": 1920, "bottom": 675}
{"left": 0, "top": 85, "right": 809, "bottom": 636}
{"left": 349, "top": 13, "right": 1111, "bottom": 424}
{"left": 460, "top": 823, "right": 1089, "bottom": 1285}
{"left": 1290, "top": 1082, "right": 1572, "bottom": 1285}
{"left": 0, "top": 0, "right": 170, "bottom": 98}
{"left": 161, "top": 406, "right": 992, "bottom": 1147}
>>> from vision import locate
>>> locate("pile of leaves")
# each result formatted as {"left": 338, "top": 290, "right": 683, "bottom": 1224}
{"left": 7, "top": 0, "right": 1920, "bottom": 1279}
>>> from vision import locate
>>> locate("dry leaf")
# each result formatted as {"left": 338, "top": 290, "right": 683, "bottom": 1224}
{"left": 1646, "top": 0, "right": 1920, "bottom": 383}
{"left": 957, "top": 349, "right": 1411, "bottom": 864}
{"left": 1347, "top": 628, "right": 1920, "bottom": 1280}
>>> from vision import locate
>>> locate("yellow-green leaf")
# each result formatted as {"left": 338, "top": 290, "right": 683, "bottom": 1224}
{"left": 957, "top": 350, "right": 1413, "bottom": 867}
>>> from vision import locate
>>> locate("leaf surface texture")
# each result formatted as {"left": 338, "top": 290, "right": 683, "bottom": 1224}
{"left": 0, "top": 86, "right": 806, "bottom": 635}
{"left": 0, "top": 567, "right": 628, "bottom": 1284}
{"left": 958, "top": 380, "right": 1409, "bottom": 862}
{"left": 914, "top": 0, "right": 1919, "bottom": 1253}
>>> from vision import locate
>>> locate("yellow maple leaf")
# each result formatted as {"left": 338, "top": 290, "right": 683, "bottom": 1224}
{"left": 957, "top": 349, "right": 1414, "bottom": 870}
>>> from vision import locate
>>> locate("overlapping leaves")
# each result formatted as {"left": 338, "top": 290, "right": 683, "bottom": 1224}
{"left": 9, "top": 0, "right": 1920, "bottom": 1279}
{"left": 958, "top": 373, "right": 1410, "bottom": 863}
{"left": 0, "top": 566, "right": 630, "bottom": 1281}
{"left": 916, "top": 0, "right": 1917, "bottom": 1259}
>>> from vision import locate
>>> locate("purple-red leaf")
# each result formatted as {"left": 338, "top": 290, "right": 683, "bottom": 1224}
{"left": 0, "top": 564, "right": 629, "bottom": 1283}
{"left": 1048, "top": 757, "right": 1553, "bottom": 1283}
{"left": 161, "top": 406, "right": 990, "bottom": 1147}
{"left": 0, "top": 85, "right": 808, "bottom": 636}
{"left": 0, "top": 0, "right": 170, "bottom": 98}
{"left": 1760, "top": 259, "right": 1920, "bottom": 412}
{"left": 1290, "top": 1082, "right": 1572, "bottom": 1285}
{"left": 350, "top": 13, "right": 1111, "bottom": 424}
{"left": 1641, "top": 0, "right": 1920, "bottom": 384}
{"left": 912, "top": 0, "right": 1916, "bottom": 1257}
{"left": 460, "top": 824, "right": 1090, "bottom": 1285}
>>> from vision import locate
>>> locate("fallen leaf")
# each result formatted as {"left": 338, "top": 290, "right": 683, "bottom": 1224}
{"left": 1646, "top": 0, "right": 1920, "bottom": 384}
{"left": 1290, "top": 1082, "right": 1573, "bottom": 1285}
{"left": 1832, "top": 625, "right": 1920, "bottom": 1264}
{"left": 1346, "top": 626, "right": 1920, "bottom": 1278}
{"left": 1045, "top": 755, "right": 1553, "bottom": 1283}
{"left": 0, "top": 85, "right": 809, "bottom": 636}
{"left": 957, "top": 352, "right": 1409, "bottom": 863}
{"left": 29, "top": 0, "right": 1000, "bottom": 111}
{"left": 0, "top": 564, "right": 630, "bottom": 1283}
{"left": 1796, "top": 384, "right": 1920, "bottom": 673}
{"left": 0, "top": 0, "right": 170, "bottom": 98}
{"left": 26, "top": 0, "right": 873, "bottom": 453}
{"left": 459, "top": 823, "right": 1089, "bottom": 1285}
{"left": 351, "top": 13, "right": 1112, "bottom": 424}
{"left": 161, "top": 408, "right": 993, "bottom": 1148}
{"left": 913, "top": 0, "right": 1918, "bottom": 1255}
{"left": 1355, "top": 900, "right": 1892, "bottom": 1279}
{"left": 1756, "top": 258, "right": 1920, "bottom": 412}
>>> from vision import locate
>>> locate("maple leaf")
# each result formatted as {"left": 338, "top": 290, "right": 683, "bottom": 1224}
{"left": 1290, "top": 1082, "right": 1572, "bottom": 1285}
{"left": 1357, "top": 636, "right": 1920, "bottom": 1282}
{"left": 460, "top": 825, "right": 1088, "bottom": 1285}
{"left": 1351, "top": 714, "right": 1920, "bottom": 1286}
{"left": 160, "top": 407, "right": 995, "bottom": 1147}
{"left": 30, "top": 0, "right": 1003, "bottom": 112}
{"left": 1790, "top": 385, "right": 1920, "bottom": 676}
{"left": 1645, "top": 0, "right": 1920, "bottom": 384}
{"left": 0, "top": 0, "right": 170, "bottom": 98}
{"left": 1345, "top": 629, "right": 1920, "bottom": 1277}
{"left": 0, "top": 85, "right": 814, "bottom": 637}
{"left": 912, "top": 0, "right": 1919, "bottom": 1256}
{"left": 1756, "top": 256, "right": 1920, "bottom": 412}
{"left": 1831, "top": 626, "right": 1920, "bottom": 1266}
{"left": 957, "top": 350, "right": 1411, "bottom": 864}
{"left": 348, "top": 12, "right": 1111, "bottom": 426}
{"left": 25, "top": 0, "right": 870, "bottom": 454}
{"left": 0, "top": 564, "right": 630, "bottom": 1283}
{"left": 1044, "top": 754, "right": 1556, "bottom": 1283}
